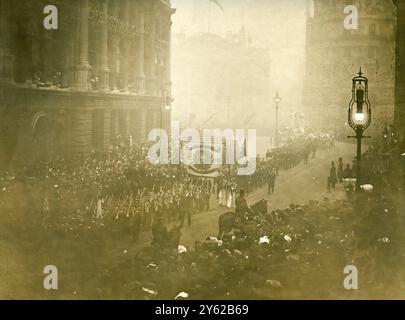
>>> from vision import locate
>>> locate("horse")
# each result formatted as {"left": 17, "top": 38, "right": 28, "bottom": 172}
{"left": 217, "top": 211, "right": 237, "bottom": 240}
{"left": 217, "top": 199, "right": 268, "bottom": 240}
{"left": 250, "top": 199, "right": 268, "bottom": 215}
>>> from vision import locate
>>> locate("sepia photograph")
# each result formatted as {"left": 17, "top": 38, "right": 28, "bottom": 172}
{"left": 0, "top": 0, "right": 404, "bottom": 303}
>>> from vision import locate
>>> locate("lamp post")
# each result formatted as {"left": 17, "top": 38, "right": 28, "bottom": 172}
{"left": 273, "top": 91, "right": 282, "bottom": 147}
{"left": 161, "top": 94, "right": 172, "bottom": 131}
{"left": 347, "top": 68, "right": 372, "bottom": 192}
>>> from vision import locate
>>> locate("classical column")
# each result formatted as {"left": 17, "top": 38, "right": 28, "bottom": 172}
{"left": 161, "top": 11, "right": 174, "bottom": 133}
{"left": 128, "top": 41, "right": 136, "bottom": 92}
{"left": 41, "top": 33, "right": 54, "bottom": 85}
{"left": 164, "top": 15, "right": 174, "bottom": 98}
{"left": 108, "top": 1, "right": 120, "bottom": 91}
{"left": 0, "top": 0, "right": 14, "bottom": 171}
{"left": 62, "top": 30, "right": 75, "bottom": 87}
{"left": 30, "top": 28, "right": 41, "bottom": 84}
{"left": 73, "top": 0, "right": 90, "bottom": 91}
{"left": 98, "top": 0, "right": 110, "bottom": 91}
{"left": 120, "top": 0, "right": 131, "bottom": 91}
{"left": 135, "top": 6, "right": 145, "bottom": 94}
{"left": 109, "top": 37, "right": 118, "bottom": 91}
{"left": 0, "top": 0, "right": 14, "bottom": 82}
{"left": 145, "top": 10, "right": 157, "bottom": 95}
{"left": 395, "top": 0, "right": 405, "bottom": 139}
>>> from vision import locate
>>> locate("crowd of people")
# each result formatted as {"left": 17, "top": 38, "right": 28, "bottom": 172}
{"left": 0, "top": 130, "right": 335, "bottom": 235}
{"left": 326, "top": 126, "right": 405, "bottom": 195}
{"left": 94, "top": 131, "right": 401, "bottom": 300}
{"left": 3, "top": 128, "right": 402, "bottom": 299}
{"left": 95, "top": 191, "right": 403, "bottom": 300}
{"left": 327, "top": 157, "right": 356, "bottom": 192}
{"left": 3, "top": 129, "right": 368, "bottom": 299}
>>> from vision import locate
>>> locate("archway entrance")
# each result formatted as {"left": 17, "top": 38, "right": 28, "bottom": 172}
{"left": 31, "top": 113, "right": 52, "bottom": 162}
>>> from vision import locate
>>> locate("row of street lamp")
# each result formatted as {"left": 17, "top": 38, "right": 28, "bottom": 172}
{"left": 273, "top": 67, "right": 372, "bottom": 192}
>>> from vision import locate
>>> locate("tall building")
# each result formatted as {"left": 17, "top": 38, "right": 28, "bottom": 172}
{"left": 0, "top": 0, "right": 175, "bottom": 169}
{"left": 394, "top": 0, "right": 405, "bottom": 140}
{"left": 302, "top": 0, "right": 396, "bottom": 137}
{"left": 172, "top": 30, "right": 271, "bottom": 133}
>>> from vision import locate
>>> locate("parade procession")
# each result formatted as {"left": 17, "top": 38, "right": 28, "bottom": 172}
{"left": 0, "top": 0, "right": 405, "bottom": 303}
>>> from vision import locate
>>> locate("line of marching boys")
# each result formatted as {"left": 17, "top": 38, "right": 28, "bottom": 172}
{"left": 86, "top": 132, "right": 334, "bottom": 241}
{"left": 95, "top": 179, "right": 214, "bottom": 241}
{"left": 93, "top": 162, "right": 281, "bottom": 242}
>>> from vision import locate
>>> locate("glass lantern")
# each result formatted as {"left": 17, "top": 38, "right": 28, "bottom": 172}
{"left": 348, "top": 68, "right": 371, "bottom": 131}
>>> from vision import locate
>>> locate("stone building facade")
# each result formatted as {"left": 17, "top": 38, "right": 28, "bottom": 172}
{"left": 0, "top": 0, "right": 175, "bottom": 169}
{"left": 394, "top": 0, "right": 405, "bottom": 139}
{"left": 302, "top": 0, "right": 396, "bottom": 137}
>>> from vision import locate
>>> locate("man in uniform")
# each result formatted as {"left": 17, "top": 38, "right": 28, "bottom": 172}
{"left": 267, "top": 169, "right": 276, "bottom": 194}
{"left": 203, "top": 183, "right": 211, "bottom": 211}
{"left": 179, "top": 187, "right": 193, "bottom": 227}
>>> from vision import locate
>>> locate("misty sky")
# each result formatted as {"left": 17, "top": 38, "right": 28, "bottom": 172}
{"left": 171, "top": 0, "right": 308, "bottom": 124}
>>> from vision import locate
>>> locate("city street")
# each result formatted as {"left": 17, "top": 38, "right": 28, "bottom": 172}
{"left": 0, "top": 141, "right": 397, "bottom": 300}
{"left": 0, "top": 0, "right": 403, "bottom": 304}
{"left": 0, "top": 142, "right": 354, "bottom": 299}
{"left": 125, "top": 142, "right": 356, "bottom": 252}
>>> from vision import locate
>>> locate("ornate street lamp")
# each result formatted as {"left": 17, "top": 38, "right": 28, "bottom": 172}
{"left": 273, "top": 91, "right": 282, "bottom": 147}
{"left": 347, "top": 68, "right": 371, "bottom": 192}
